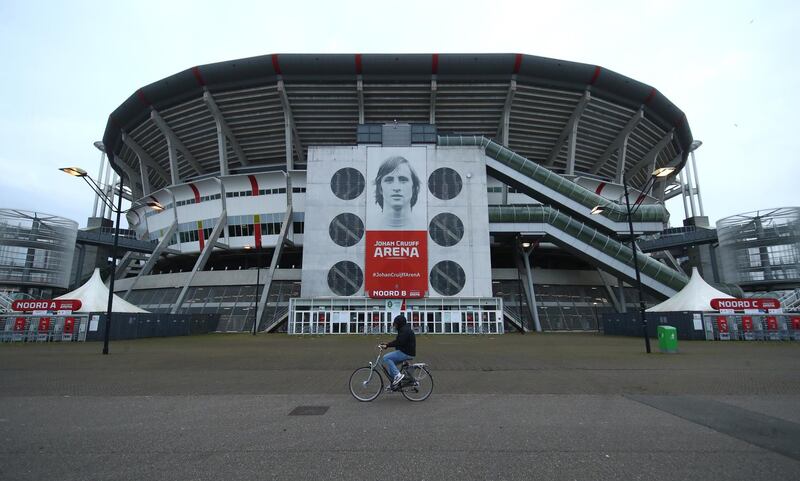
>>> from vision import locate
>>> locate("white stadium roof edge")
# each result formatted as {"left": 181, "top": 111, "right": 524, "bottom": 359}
{"left": 100, "top": 53, "right": 693, "bottom": 201}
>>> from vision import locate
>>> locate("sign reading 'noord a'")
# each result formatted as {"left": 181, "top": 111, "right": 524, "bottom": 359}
{"left": 11, "top": 299, "right": 82, "bottom": 312}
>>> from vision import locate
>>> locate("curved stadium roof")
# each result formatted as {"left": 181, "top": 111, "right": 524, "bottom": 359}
{"left": 102, "top": 53, "right": 692, "bottom": 197}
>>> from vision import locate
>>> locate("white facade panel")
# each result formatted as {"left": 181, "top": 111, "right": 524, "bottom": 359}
{"left": 301, "top": 144, "right": 492, "bottom": 299}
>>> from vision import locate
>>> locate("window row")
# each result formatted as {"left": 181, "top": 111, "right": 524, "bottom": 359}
{"left": 225, "top": 187, "right": 306, "bottom": 198}
{"left": 176, "top": 193, "right": 221, "bottom": 207}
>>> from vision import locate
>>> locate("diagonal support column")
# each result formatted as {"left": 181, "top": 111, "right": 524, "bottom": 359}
{"left": 357, "top": 76, "right": 365, "bottom": 124}
{"left": 520, "top": 245, "right": 543, "bottom": 332}
{"left": 115, "top": 159, "right": 143, "bottom": 200}
{"left": 115, "top": 251, "right": 136, "bottom": 280}
{"left": 257, "top": 206, "right": 293, "bottom": 332}
{"left": 124, "top": 220, "right": 178, "bottom": 297}
{"left": 596, "top": 268, "right": 623, "bottom": 313}
{"left": 277, "top": 79, "right": 304, "bottom": 169}
{"left": 122, "top": 132, "right": 171, "bottom": 186}
{"left": 171, "top": 211, "right": 227, "bottom": 313}
{"left": 545, "top": 90, "right": 590, "bottom": 168}
{"left": 615, "top": 133, "right": 629, "bottom": 184}
{"left": 497, "top": 79, "right": 517, "bottom": 204}
{"left": 204, "top": 89, "right": 249, "bottom": 174}
{"left": 591, "top": 107, "right": 644, "bottom": 176}
{"left": 430, "top": 77, "right": 437, "bottom": 124}
{"left": 151, "top": 109, "right": 204, "bottom": 177}
{"left": 626, "top": 130, "right": 674, "bottom": 179}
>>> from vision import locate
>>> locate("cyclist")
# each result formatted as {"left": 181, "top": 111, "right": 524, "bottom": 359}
{"left": 379, "top": 314, "right": 416, "bottom": 387}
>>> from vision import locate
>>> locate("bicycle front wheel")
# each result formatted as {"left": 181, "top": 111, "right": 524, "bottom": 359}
{"left": 349, "top": 366, "right": 383, "bottom": 402}
{"left": 401, "top": 366, "right": 433, "bottom": 401}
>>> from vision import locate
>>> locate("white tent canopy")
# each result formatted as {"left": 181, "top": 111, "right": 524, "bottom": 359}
{"left": 56, "top": 268, "right": 148, "bottom": 313}
{"left": 646, "top": 268, "right": 732, "bottom": 312}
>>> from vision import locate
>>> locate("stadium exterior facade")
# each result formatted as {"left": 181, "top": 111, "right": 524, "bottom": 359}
{"left": 98, "top": 53, "right": 701, "bottom": 333}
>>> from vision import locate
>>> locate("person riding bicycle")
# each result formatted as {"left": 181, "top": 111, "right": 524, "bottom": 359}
{"left": 379, "top": 314, "right": 416, "bottom": 387}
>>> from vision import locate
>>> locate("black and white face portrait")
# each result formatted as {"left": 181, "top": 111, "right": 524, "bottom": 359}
{"left": 370, "top": 155, "right": 425, "bottom": 230}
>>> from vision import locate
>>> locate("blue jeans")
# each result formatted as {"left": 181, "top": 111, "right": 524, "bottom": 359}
{"left": 383, "top": 350, "right": 413, "bottom": 378}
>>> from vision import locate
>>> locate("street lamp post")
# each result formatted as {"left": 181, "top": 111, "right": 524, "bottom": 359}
{"left": 60, "top": 158, "right": 163, "bottom": 355}
{"left": 621, "top": 177, "right": 651, "bottom": 353}
{"left": 592, "top": 166, "right": 675, "bottom": 354}
{"left": 244, "top": 245, "right": 260, "bottom": 336}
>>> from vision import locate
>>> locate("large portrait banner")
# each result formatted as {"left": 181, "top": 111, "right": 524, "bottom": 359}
{"left": 365, "top": 149, "right": 428, "bottom": 298}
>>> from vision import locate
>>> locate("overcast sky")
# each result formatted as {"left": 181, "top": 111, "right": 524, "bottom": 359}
{"left": 0, "top": 0, "right": 797, "bottom": 228}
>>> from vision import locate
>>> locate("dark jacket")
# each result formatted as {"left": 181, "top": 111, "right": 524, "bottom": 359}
{"left": 386, "top": 316, "right": 416, "bottom": 357}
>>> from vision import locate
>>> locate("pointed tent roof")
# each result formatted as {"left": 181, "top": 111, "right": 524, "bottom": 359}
{"left": 56, "top": 268, "right": 148, "bottom": 313}
{"left": 646, "top": 268, "right": 732, "bottom": 312}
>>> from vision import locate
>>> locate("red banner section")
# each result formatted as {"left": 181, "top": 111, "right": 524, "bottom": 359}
{"left": 14, "top": 318, "right": 26, "bottom": 331}
{"left": 716, "top": 316, "right": 729, "bottom": 333}
{"left": 742, "top": 316, "right": 753, "bottom": 332}
{"left": 64, "top": 317, "right": 76, "bottom": 334}
{"left": 710, "top": 298, "right": 781, "bottom": 311}
{"left": 38, "top": 317, "right": 51, "bottom": 332}
{"left": 365, "top": 230, "right": 427, "bottom": 298}
{"left": 11, "top": 299, "right": 82, "bottom": 312}
{"left": 766, "top": 316, "right": 779, "bottom": 331}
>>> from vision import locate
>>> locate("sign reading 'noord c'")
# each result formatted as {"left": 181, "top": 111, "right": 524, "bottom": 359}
{"left": 709, "top": 298, "right": 781, "bottom": 311}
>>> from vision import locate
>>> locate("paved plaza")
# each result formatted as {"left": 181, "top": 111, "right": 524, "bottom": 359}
{"left": 1, "top": 333, "right": 799, "bottom": 480}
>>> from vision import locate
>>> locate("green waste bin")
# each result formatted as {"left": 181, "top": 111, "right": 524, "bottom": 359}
{"left": 657, "top": 325, "right": 678, "bottom": 353}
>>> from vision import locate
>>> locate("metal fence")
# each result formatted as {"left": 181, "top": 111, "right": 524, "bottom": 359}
{"left": 1, "top": 315, "right": 89, "bottom": 342}
{"left": 1, "top": 312, "right": 220, "bottom": 342}
{"left": 602, "top": 311, "right": 800, "bottom": 341}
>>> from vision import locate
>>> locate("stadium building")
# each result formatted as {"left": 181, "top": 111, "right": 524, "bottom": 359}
{"left": 89, "top": 53, "right": 716, "bottom": 334}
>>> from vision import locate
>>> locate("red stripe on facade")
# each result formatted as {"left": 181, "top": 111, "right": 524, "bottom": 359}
{"left": 247, "top": 175, "right": 259, "bottom": 196}
{"left": 590, "top": 66, "right": 601, "bottom": 85}
{"left": 271, "top": 54, "right": 282, "bottom": 75}
{"left": 189, "top": 183, "right": 201, "bottom": 203}
{"left": 513, "top": 54, "right": 522, "bottom": 74}
{"left": 197, "top": 220, "right": 205, "bottom": 250}
{"left": 192, "top": 66, "right": 206, "bottom": 86}
{"left": 594, "top": 182, "right": 606, "bottom": 195}
{"left": 355, "top": 54, "right": 362, "bottom": 74}
{"left": 248, "top": 175, "right": 261, "bottom": 249}
{"left": 432, "top": 54, "right": 439, "bottom": 74}
{"left": 644, "top": 88, "right": 657, "bottom": 105}
{"left": 136, "top": 89, "right": 150, "bottom": 106}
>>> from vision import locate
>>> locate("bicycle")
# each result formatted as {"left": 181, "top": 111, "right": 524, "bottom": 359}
{"left": 348, "top": 345, "right": 433, "bottom": 402}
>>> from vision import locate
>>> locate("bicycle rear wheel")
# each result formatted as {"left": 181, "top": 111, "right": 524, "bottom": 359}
{"left": 401, "top": 366, "right": 433, "bottom": 401}
{"left": 349, "top": 366, "right": 383, "bottom": 402}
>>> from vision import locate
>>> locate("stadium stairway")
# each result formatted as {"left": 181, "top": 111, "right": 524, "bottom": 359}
{"left": 435, "top": 135, "right": 687, "bottom": 298}
{"left": 438, "top": 135, "right": 668, "bottom": 235}
{"left": 488, "top": 205, "right": 687, "bottom": 298}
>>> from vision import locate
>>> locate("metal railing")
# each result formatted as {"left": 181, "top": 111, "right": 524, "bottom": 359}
{"left": 438, "top": 135, "right": 669, "bottom": 224}
{"left": 489, "top": 205, "right": 688, "bottom": 293}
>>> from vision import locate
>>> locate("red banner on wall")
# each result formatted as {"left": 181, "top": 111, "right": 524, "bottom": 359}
{"left": 766, "top": 316, "right": 779, "bottom": 331}
{"left": 742, "top": 316, "right": 753, "bottom": 332}
{"left": 13, "top": 318, "right": 26, "bottom": 331}
{"left": 716, "top": 316, "right": 729, "bottom": 333}
{"left": 791, "top": 317, "right": 800, "bottom": 330}
{"left": 365, "top": 230, "right": 427, "bottom": 298}
{"left": 37, "top": 317, "right": 51, "bottom": 332}
{"left": 63, "top": 317, "right": 76, "bottom": 334}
